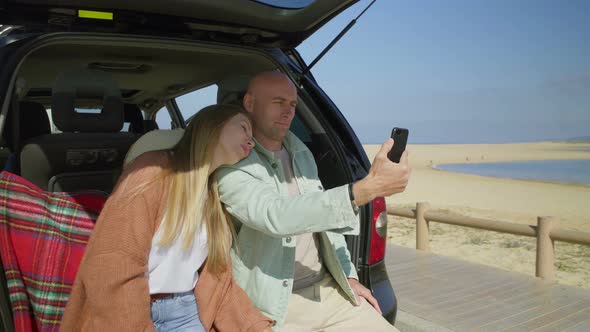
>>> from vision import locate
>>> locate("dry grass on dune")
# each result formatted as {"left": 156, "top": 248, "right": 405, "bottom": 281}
{"left": 386, "top": 214, "right": 590, "bottom": 289}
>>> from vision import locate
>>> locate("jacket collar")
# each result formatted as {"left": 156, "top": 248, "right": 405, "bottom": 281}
{"left": 253, "top": 131, "right": 308, "bottom": 162}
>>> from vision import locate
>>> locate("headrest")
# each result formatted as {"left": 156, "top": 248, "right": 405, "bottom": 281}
{"left": 124, "top": 129, "right": 184, "bottom": 167}
{"left": 2, "top": 101, "right": 51, "bottom": 150}
{"left": 124, "top": 104, "right": 144, "bottom": 133}
{"left": 216, "top": 75, "right": 252, "bottom": 106}
{"left": 143, "top": 120, "right": 159, "bottom": 132}
{"left": 52, "top": 69, "right": 123, "bottom": 133}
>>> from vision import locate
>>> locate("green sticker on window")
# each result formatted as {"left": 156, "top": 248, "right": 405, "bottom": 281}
{"left": 78, "top": 10, "right": 113, "bottom": 20}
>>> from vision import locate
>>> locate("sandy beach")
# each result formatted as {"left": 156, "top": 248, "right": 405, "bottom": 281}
{"left": 363, "top": 141, "right": 590, "bottom": 289}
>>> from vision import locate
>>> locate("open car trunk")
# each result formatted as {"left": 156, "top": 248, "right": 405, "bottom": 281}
{"left": 0, "top": 0, "right": 358, "bottom": 47}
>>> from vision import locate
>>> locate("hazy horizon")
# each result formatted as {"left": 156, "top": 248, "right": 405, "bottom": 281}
{"left": 362, "top": 136, "right": 590, "bottom": 145}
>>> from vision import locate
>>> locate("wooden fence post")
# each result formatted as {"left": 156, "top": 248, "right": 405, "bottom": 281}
{"left": 536, "top": 216, "right": 558, "bottom": 281}
{"left": 416, "top": 202, "right": 431, "bottom": 252}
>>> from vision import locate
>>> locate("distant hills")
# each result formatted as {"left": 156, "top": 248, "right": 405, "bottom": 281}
{"left": 567, "top": 136, "right": 590, "bottom": 142}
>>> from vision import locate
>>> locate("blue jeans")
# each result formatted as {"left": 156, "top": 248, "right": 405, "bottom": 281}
{"left": 150, "top": 290, "right": 205, "bottom": 332}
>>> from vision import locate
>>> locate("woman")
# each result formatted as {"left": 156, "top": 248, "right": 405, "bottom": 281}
{"left": 60, "top": 104, "right": 273, "bottom": 331}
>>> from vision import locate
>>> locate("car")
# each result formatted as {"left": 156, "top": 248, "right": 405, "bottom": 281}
{"left": 0, "top": 1, "right": 397, "bottom": 330}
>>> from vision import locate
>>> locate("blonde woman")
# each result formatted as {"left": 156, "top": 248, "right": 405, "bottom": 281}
{"left": 61, "top": 104, "right": 273, "bottom": 332}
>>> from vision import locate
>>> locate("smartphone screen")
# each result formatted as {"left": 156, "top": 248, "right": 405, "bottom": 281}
{"left": 387, "top": 127, "right": 409, "bottom": 163}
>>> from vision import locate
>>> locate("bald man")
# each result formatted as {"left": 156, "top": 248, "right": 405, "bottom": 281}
{"left": 217, "top": 71, "right": 409, "bottom": 331}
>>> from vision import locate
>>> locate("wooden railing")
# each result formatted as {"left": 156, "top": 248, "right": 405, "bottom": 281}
{"left": 387, "top": 202, "right": 590, "bottom": 281}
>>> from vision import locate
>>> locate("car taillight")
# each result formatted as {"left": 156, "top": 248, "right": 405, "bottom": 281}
{"left": 369, "top": 197, "right": 388, "bottom": 265}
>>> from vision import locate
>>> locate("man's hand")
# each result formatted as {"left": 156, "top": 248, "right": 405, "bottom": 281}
{"left": 353, "top": 138, "right": 411, "bottom": 206}
{"left": 348, "top": 278, "right": 382, "bottom": 314}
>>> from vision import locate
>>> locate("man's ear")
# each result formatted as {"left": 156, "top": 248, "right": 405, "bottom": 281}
{"left": 243, "top": 93, "right": 254, "bottom": 113}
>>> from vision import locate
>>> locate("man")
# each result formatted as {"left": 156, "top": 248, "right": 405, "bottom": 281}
{"left": 217, "top": 71, "right": 410, "bottom": 331}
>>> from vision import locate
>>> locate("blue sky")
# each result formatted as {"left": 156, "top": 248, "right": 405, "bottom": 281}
{"left": 297, "top": 0, "right": 590, "bottom": 143}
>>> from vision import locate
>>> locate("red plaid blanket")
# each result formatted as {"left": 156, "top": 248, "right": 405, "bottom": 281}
{"left": 0, "top": 171, "right": 106, "bottom": 332}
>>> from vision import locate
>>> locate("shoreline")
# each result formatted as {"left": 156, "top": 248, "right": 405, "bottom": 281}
{"left": 431, "top": 164, "right": 590, "bottom": 189}
{"left": 362, "top": 141, "right": 590, "bottom": 289}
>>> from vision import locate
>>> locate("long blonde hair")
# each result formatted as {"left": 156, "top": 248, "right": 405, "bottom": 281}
{"left": 158, "top": 104, "right": 246, "bottom": 275}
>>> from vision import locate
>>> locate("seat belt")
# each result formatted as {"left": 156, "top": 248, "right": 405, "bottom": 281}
{"left": 10, "top": 94, "right": 20, "bottom": 174}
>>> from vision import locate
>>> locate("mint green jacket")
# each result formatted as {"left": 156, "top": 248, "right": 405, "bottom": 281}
{"left": 216, "top": 132, "right": 360, "bottom": 329}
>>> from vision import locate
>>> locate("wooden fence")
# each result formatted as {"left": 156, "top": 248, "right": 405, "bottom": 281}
{"left": 387, "top": 202, "right": 590, "bottom": 281}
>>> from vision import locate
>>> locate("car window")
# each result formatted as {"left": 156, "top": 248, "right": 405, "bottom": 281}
{"left": 176, "top": 85, "right": 218, "bottom": 123}
{"left": 290, "top": 114, "right": 312, "bottom": 143}
{"left": 74, "top": 107, "right": 134, "bottom": 131}
{"left": 155, "top": 106, "right": 174, "bottom": 129}
{"left": 19, "top": 108, "right": 60, "bottom": 134}
{"left": 74, "top": 107, "right": 101, "bottom": 114}
{"left": 291, "top": 112, "right": 345, "bottom": 190}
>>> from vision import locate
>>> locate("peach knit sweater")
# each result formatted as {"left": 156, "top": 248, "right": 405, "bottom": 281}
{"left": 60, "top": 151, "right": 273, "bottom": 331}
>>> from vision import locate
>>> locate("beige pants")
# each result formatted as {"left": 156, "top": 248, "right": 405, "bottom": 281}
{"left": 282, "top": 275, "right": 400, "bottom": 332}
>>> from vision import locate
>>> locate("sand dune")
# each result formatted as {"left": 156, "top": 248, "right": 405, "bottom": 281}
{"left": 363, "top": 141, "right": 590, "bottom": 288}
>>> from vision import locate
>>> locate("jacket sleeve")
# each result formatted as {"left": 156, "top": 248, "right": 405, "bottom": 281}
{"left": 328, "top": 232, "right": 359, "bottom": 280}
{"left": 70, "top": 156, "right": 163, "bottom": 331}
{"left": 216, "top": 166, "right": 359, "bottom": 237}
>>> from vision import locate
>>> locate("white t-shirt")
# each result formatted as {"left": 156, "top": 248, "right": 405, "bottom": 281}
{"left": 273, "top": 147, "right": 324, "bottom": 291}
{"left": 147, "top": 221, "right": 208, "bottom": 294}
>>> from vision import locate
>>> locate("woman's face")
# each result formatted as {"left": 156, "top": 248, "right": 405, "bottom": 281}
{"left": 216, "top": 113, "right": 255, "bottom": 166}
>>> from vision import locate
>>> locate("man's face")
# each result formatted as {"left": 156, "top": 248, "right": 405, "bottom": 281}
{"left": 247, "top": 76, "right": 297, "bottom": 144}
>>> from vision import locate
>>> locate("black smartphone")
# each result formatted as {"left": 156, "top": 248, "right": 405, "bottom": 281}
{"left": 387, "top": 127, "right": 409, "bottom": 163}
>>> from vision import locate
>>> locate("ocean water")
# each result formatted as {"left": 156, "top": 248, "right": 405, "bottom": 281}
{"left": 436, "top": 160, "right": 590, "bottom": 186}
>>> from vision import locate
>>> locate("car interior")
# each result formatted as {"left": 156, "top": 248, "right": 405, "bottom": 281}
{"left": 0, "top": 35, "right": 362, "bottom": 330}
{"left": 1, "top": 37, "right": 349, "bottom": 192}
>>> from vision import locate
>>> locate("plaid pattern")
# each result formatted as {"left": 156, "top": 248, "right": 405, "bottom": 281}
{"left": 0, "top": 171, "right": 106, "bottom": 332}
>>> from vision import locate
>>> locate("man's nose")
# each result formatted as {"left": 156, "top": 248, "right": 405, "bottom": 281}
{"left": 281, "top": 106, "right": 295, "bottom": 116}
